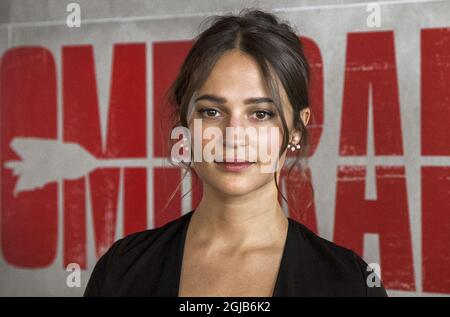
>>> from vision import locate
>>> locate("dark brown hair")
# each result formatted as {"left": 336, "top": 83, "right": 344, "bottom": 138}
{"left": 161, "top": 8, "right": 314, "bottom": 217}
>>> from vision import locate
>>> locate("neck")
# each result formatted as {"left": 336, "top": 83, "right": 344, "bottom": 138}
{"left": 189, "top": 180, "right": 288, "bottom": 250}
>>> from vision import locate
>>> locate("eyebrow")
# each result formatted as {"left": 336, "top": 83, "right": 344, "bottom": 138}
{"left": 194, "top": 94, "right": 274, "bottom": 105}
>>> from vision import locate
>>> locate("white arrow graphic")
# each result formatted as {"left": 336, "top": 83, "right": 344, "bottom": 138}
{"left": 3, "top": 137, "right": 148, "bottom": 197}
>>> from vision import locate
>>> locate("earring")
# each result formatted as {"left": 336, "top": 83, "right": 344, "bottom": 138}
{"left": 180, "top": 137, "right": 190, "bottom": 151}
{"left": 287, "top": 142, "right": 301, "bottom": 151}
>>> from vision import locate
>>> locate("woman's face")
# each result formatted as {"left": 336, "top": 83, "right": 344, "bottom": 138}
{"left": 187, "top": 49, "right": 305, "bottom": 197}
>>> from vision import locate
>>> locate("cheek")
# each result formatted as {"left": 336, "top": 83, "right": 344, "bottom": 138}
{"left": 188, "top": 125, "right": 210, "bottom": 154}
{"left": 256, "top": 127, "right": 282, "bottom": 162}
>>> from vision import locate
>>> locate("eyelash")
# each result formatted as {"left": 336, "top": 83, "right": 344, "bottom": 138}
{"left": 196, "top": 108, "right": 275, "bottom": 121}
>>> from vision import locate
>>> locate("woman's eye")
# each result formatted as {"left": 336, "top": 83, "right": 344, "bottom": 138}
{"left": 252, "top": 110, "right": 274, "bottom": 121}
{"left": 197, "top": 108, "right": 220, "bottom": 118}
{"left": 196, "top": 108, "right": 274, "bottom": 121}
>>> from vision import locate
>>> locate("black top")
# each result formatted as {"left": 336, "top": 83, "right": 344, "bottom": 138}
{"left": 84, "top": 209, "right": 388, "bottom": 297}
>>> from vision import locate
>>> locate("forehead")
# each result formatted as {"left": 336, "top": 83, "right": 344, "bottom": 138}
{"left": 198, "top": 49, "right": 271, "bottom": 98}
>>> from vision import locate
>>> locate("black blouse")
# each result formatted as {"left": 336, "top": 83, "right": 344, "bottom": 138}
{"left": 84, "top": 209, "right": 388, "bottom": 297}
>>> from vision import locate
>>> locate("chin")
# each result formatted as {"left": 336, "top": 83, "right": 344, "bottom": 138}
{"left": 197, "top": 163, "right": 273, "bottom": 196}
{"left": 211, "top": 179, "right": 258, "bottom": 196}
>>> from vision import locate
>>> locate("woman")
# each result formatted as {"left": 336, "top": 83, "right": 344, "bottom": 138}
{"left": 84, "top": 8, "right": 387, "bottom": 297}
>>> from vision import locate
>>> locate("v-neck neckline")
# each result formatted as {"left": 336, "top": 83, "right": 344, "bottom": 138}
{"left": 173, "top": 209, "right": 293, "bottom": 297}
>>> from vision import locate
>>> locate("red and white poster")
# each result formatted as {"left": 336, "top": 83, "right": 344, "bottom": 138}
{"left": 1, "top": 0, "right": 449, "bottom": 296}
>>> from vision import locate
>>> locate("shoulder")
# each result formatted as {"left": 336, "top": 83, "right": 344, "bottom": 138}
{"left": 83, "top": 211, "right": 192, "bottom": 296}
{"left": 290, "top": 218, "right": 357, "bottom": 265}
{"left": 287, "top": 218, "right": 388, "bottom": 297}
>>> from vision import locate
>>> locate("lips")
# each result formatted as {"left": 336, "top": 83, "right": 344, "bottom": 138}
{"left": 214, "top": 158, "right": 255, "bottom": 163}
{"left": 214, "top": 159, "right": 255, "bottom": 172}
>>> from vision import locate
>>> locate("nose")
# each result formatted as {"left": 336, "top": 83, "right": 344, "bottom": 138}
{"left": 223, "top": 112, "right": 249, "bottom": 149}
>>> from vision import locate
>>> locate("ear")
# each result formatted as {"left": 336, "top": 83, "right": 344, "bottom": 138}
{"left": 300, "top": 107, "right": 311, "bottom": 126}
{"left": 291, "top": 107, "right": 310, "bottom": 145}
